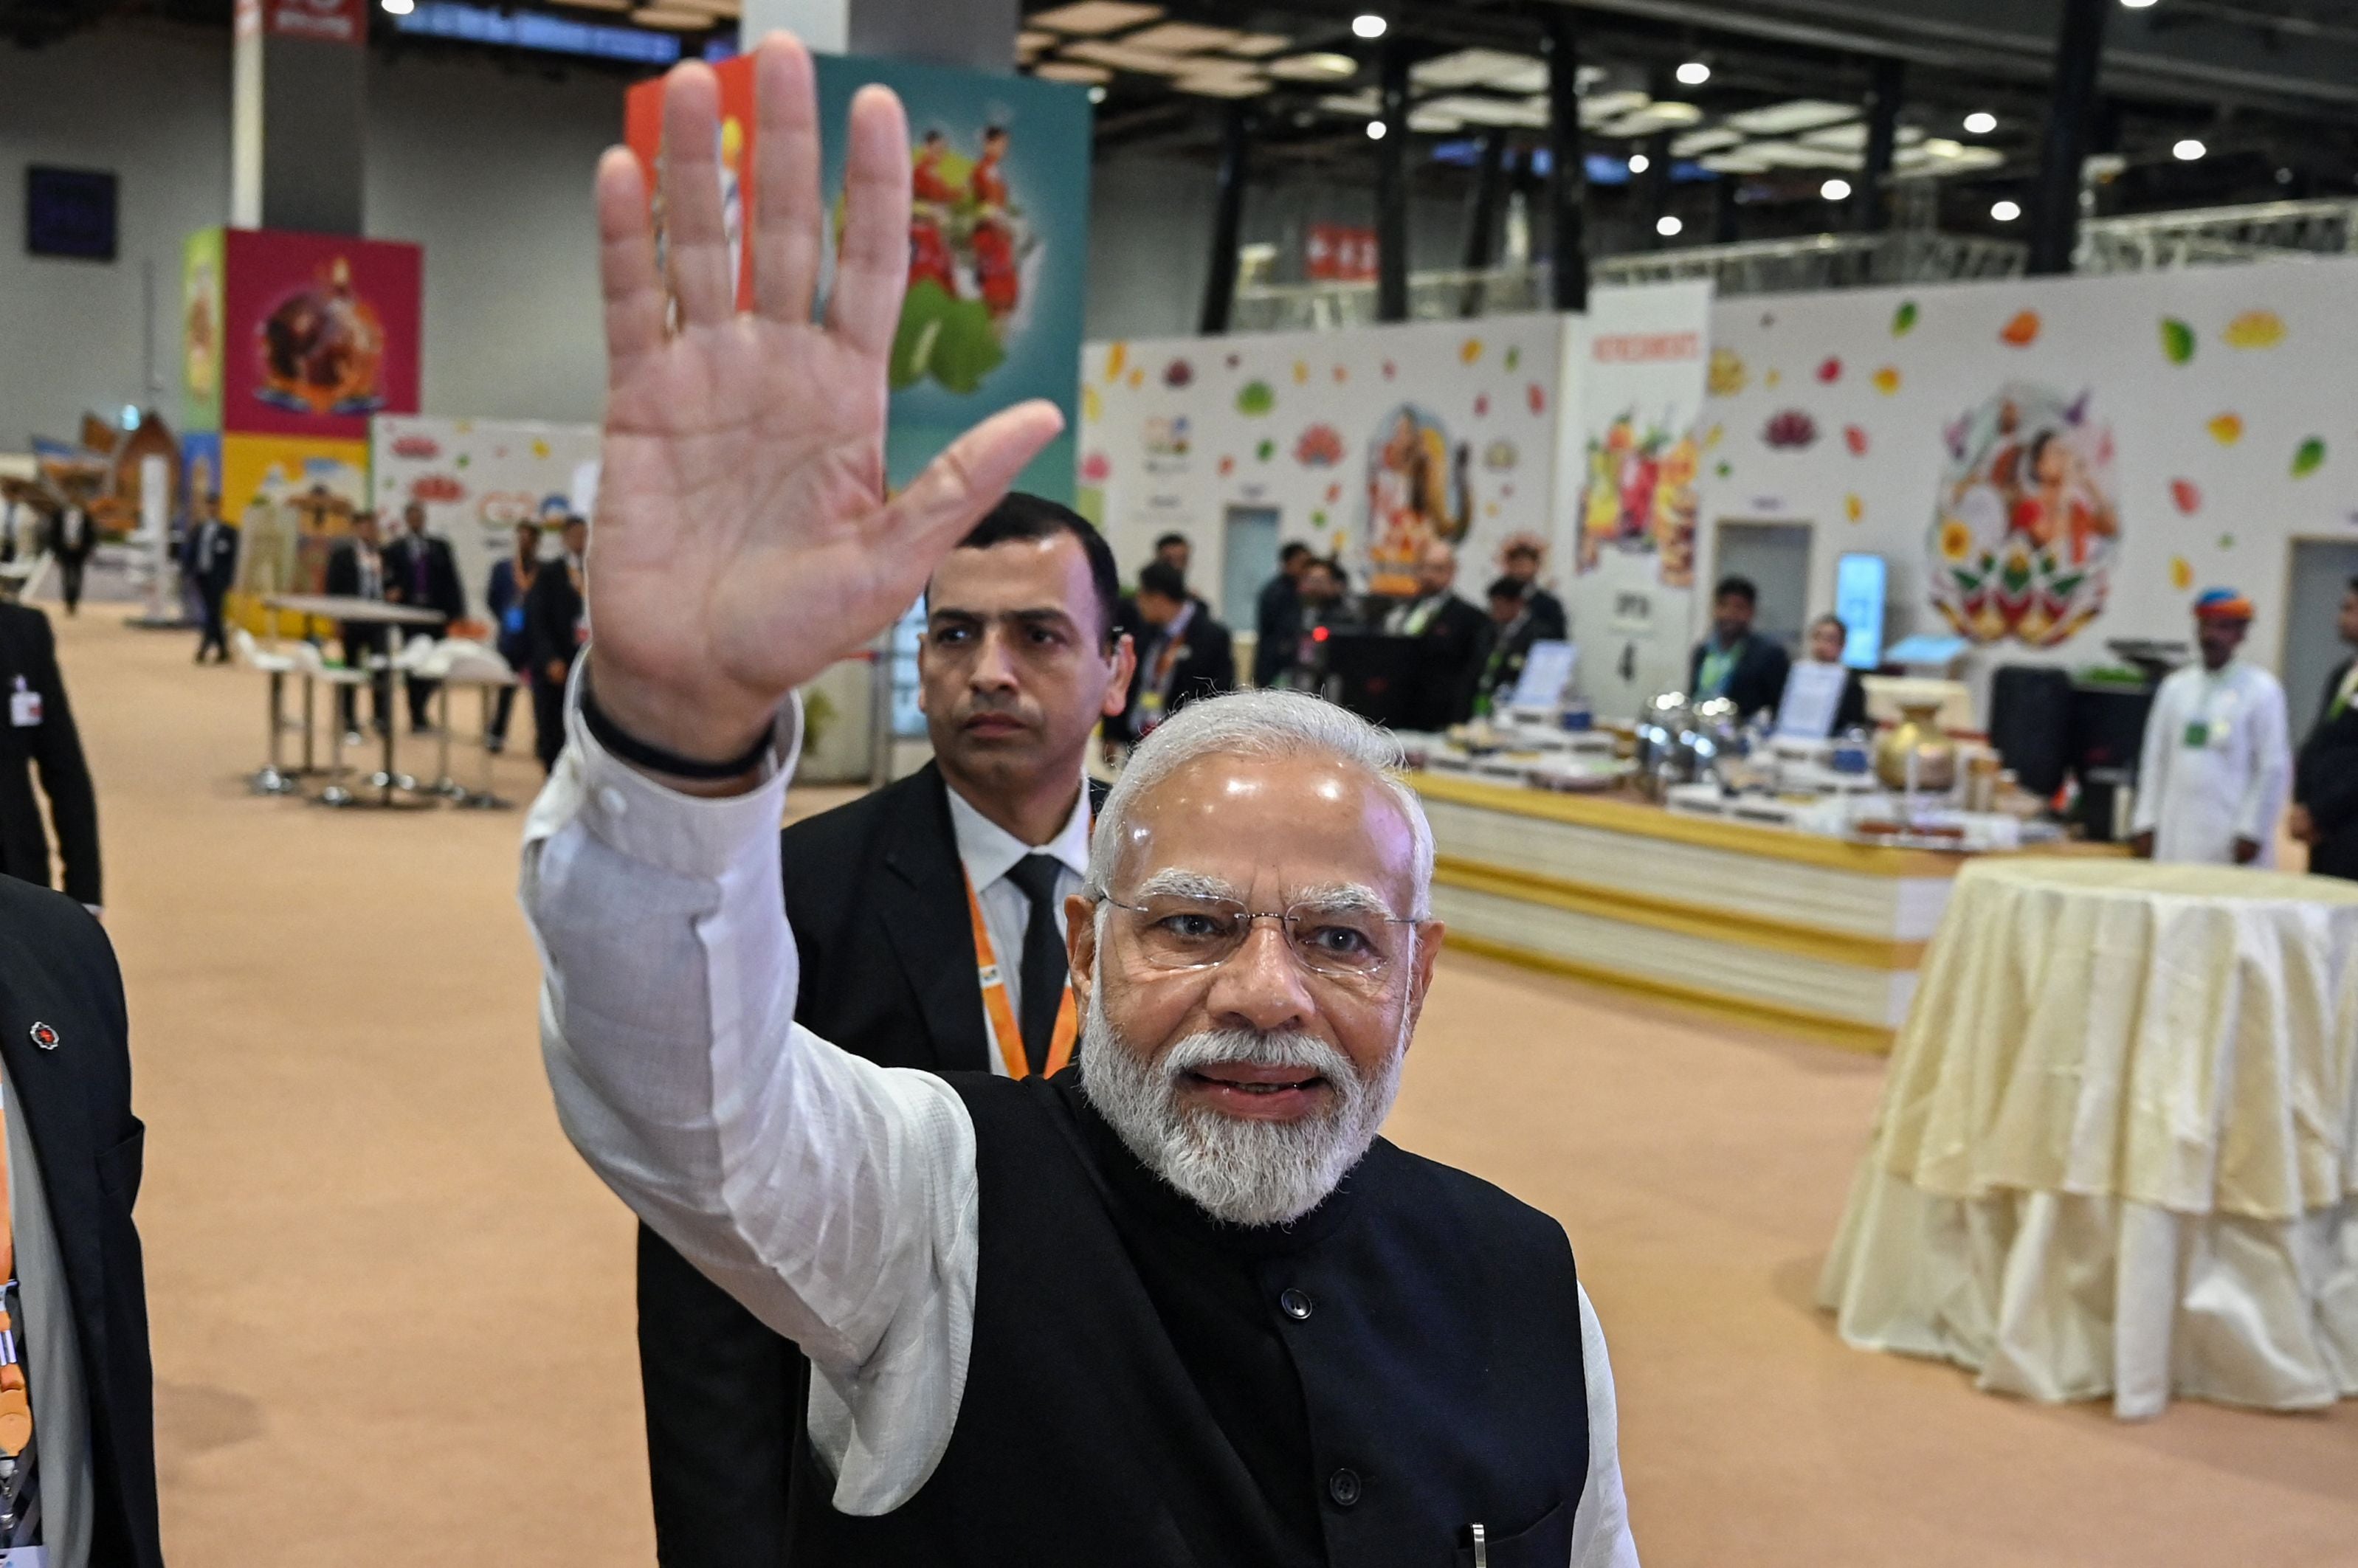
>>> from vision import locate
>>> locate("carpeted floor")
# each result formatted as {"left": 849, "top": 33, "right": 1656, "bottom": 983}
{"left": 36, "top": 608, "right": 2358, "bottom": 1566}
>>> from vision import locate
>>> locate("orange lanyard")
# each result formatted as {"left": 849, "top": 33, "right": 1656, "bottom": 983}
{"left": 965, "top": 871, "right": 1078, "bottom": 1079}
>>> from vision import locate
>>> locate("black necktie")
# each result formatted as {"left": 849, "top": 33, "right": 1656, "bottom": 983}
{"left": 1005, "top": 854, "right": 1068, "bottom": 1076}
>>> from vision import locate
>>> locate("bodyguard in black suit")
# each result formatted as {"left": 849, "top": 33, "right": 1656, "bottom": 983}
{"left": 382, "top": 502, "right": 466, "bottom": 731}
{"left": 324, "top": 511, "right": 393, "bottom": 734}
{"left": 0, "top": 876, "right": 164, "bottom": 1567}
{"left": 635, "top": 494, "right": 1134, "bottom": 1567}
{"left": 1383, "top": 542, "right": 1489, "bottom": 731}
{"left": 1252, "top": 542, "right": 1312, "bottom": 688}
{"left": 1687, "top": 574, "right": 1793, "bottom": 722}
{"left": 524, "top": 517, "right": 589, "bottom": 773}
{"left": 1111, "top": 560, "right": 1234, "bottom": 745}
{"left": 0, "top": 601, "right": 101, "bottom": 909}
{"left": 2295, "top": 578, "right": 2358, "bottom": 880}
{"left": 182, "top": 493, "right": 238, "bottom": 665}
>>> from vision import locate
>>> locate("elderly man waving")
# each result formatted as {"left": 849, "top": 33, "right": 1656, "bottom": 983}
{"left": 522, "top": 37, "right": 1635, "bottom": 1567}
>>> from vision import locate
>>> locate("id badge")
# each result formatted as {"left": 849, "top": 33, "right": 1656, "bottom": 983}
{"left": 8, "top": 681, "right": 39, "bottom": 730}
{"left": 2182, "top": 720, "right": 2209, "bottom": 749}
{"left": 0, "top": 1546, "right": 49, "bottom": 1566}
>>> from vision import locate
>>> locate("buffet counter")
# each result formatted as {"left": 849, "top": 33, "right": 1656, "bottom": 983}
{"left": 1411, "top": 772, "right": 2115, "bottom": 1051}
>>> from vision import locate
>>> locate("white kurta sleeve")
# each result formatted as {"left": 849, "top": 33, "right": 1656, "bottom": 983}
{"left": 1568, "top": 1284, "right": 1641, "bottom": 1567}
{"left": 2131, "top": 673, "right": 2180, "bottom": 838}
{"left": 520, "top": 674, "right": 978, "bottom": 1512}
{"left": 2233, "top": 671, "right": 2293, "bottom": 847}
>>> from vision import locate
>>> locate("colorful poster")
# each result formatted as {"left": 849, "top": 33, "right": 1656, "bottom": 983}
{"left": 220, "top": 432, "right": 368, "bottom": 609}
{"left": 370, "top": 415, "right": 600, "bottom": 621}
{"left": 264, "top": 0, "right": 364, "bottom": 43}
{"left": 1696, "top": 260, "right": 2358, "bottom": 691}
{"left": 1558, "top": 282, "right": 1715, "bottom": 721}
{"left": 622, "top": 52, "right": 1091, "bottom": 502}
{"left": 182, "top": 227, "right": 225, "bottom": 434}
{"left": 221, "top": 229, "right": 422, "bottom": 443}
{"left": 1081, "top": 317, "right": 1568, "bottom": 618}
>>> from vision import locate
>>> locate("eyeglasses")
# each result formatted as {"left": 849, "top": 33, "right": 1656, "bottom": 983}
{"left": 1098, "top": 892, "right": 1416, "bottom": 981}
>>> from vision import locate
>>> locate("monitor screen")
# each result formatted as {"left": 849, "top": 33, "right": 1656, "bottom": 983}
{"left": 27, "top": 167, "right": 117, "bottom": 261}
{"left": 1833, "top": 553, "right": 1887, "bottom": 669}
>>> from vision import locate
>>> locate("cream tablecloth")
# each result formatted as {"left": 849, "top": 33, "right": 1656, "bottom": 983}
{"left": 1819, "top": 858, "right": 2358, "bottom": 1417}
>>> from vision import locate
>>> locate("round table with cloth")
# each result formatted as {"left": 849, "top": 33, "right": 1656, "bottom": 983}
{"left": 1818, "top": 857, "right": 2358, "bottom": 1419}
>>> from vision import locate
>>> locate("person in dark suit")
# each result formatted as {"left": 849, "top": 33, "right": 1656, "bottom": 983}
{"left": 1499, "top": 533, "right": 1568, "bottom": 643}
{"left": 635, "top": 493, "right": 1136, "bottom": 1567}
{"left": 1111, "top": 559, "right": 1234, "bottom": 747}
{"left": 1251, "top": 541, "right": 1312, "bottom": 688}
{"left": 1472, "top": 574, "right": 1545, "bottom": 716}
{"left": 1688, "top": 574, "right": 1791, "bottom": 722}
{"left": 48, "top": 501, "right": 95, "bottom": 618}
{"left": 183, "top": 491, "right": 238, "bottom": 665}
{"left": 383, "top": 502, "right": 466, "bottom": 732}
{"left": 1798, "top": 614, "right": 1872, "bottom": 736}
{"left": 1382, "top": 540, "right": 1488, "bottom": 731}
{"left": 525, "top": 515, "right": 589, "bottom": 774}
{"left": 482, "top": 521, "right": 542, "bottom": 754}
{"left": 0, "top": 601, "right": 100, "bottom": 911}
{"left": 324, "top": 510, "right": 392, "bottom": 735}
{"left": 0, "top": 874, "right": 164, "bottom": 1567}
{"left": 2293, "top": 576, "right": 2358, "bottom": 880}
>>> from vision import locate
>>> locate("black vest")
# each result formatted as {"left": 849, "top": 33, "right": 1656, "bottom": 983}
{"left": 787, "top": 1074, "right": 1589, "bottom": 1567}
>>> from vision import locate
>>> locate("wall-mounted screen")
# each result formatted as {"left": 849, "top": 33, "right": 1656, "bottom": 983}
{"left": 27, "top": 166, "right": 117, "bottom": 260}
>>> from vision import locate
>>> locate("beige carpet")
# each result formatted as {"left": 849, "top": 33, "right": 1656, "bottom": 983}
{"left": 37, "top": 609, "right": 2358, "bottom": 1566}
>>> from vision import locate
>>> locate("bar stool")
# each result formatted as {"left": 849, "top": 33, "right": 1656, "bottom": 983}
{"left": 432, "top": 643, "right": 522, "bottom": 809}
{"left": 286, "top": 640, "right": 370, "bottom": 807}
{"left": 231, "top": 626, "right": 303, "bottom": 795}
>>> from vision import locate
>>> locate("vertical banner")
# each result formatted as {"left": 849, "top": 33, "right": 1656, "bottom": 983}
{"left": 221, "top": 228, "right": 423, "bottom": 443}
{"left": 182, "top": 227, "right": 226, "bottom": 435}
{"left": 1559, "top": 281, "right": 1715, "bottom": 722}
{"left": 621, "top": 52, "right": 1091, "bottom": 502}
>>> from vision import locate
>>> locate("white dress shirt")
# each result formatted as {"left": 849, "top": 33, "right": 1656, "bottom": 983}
{"left": 942, "top": 777, "right": 1090, "bottom": 1075}
{"left": 522, "top": 683, "right": 1637, "bottom": 1565}
{"left": 4, "top": 1071, "right": 92, "bottom": 1568}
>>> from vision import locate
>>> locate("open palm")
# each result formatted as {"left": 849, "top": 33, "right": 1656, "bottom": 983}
{"left": 586, "top": 38, "right": 1061, "bottom": 761}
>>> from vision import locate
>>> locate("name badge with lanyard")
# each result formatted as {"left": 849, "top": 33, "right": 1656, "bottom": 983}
{"left": 964, "top": 873, "right": 1078, "bottom": 1080}
{"left": 7, "top": 680, "right": 38, "bottom": 731}
{"left": 2183, "top": 674, "right": 2237, "bottom": 751}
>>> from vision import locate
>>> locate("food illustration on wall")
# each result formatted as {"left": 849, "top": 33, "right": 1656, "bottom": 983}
{"left": 254, "top": 258, "right": 390, "bottom": 418}
{"left": 1927, "top": 381, "right": 2119, "bottom": 647}
{"left": 1365, "top": 404, "right": 1468, "bottom": 595}
{"left": 1575, "top": 409, "right": 1699, "bottom": 587}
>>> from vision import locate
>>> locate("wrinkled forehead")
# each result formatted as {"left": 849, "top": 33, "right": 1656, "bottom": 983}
{"left": 1111, "top": 753, "right": 1418, "bottom": 907}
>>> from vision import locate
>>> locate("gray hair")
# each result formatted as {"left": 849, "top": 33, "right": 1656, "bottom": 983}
{"left": 1087, "top": 689, "right": 1435, "bottom": 920}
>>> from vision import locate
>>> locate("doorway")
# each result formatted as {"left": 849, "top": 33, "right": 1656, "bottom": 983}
{"left": 1711, "top": 519, "right": 1813, "bottom": 656}
{"left": 2283, "top": 539, "right": 2358, "bottom": 727}
{"left": 1221, "top": 505, "right": 1280, "bottom": 630}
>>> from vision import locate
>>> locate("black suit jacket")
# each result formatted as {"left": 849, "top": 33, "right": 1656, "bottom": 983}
{"left": 1114, "top": 612, "right": 1235, "bottom": 743}
{"left": 1252, "top": 574, "right": 1300, "bottom": 688}
{"left": 322, "top": 541, "right": 377, "bottom": 602}
{"left": 182, "top": 520, "right": 239, "bottom": 598}
{"left": 382, "top": 533, "right": 466, "bottom": 625}
{"left": 2297, "top": 657, "right": 2358, "bottom": 880}
{"left": 0, "top": 878, "right": 161, "bottom": 1568}
{"left": 638, "top": 765, "right": 1109, "bottom": 1565}
{"left": 523, "top": 559, "right": 586, "bottom": 680}
{"left": 1688, "top": 635, "right": 1793, "bottom": 722}
{"left": 1397, "top": 593, "right": 1487, "bottom": 731}
{"left": 0, "top": 603, "right": 100, "bottom": 906}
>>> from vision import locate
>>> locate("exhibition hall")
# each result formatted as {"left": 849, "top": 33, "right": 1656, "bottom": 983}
{"left": 3, "top": 0, "right": 2358, "bottom": 1562}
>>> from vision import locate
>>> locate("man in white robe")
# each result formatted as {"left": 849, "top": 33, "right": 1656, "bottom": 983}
{"left": 2131, "top": 590, "right": 2292, "bottom": 867}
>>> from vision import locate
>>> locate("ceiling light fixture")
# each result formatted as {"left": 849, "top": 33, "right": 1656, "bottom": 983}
{"left": 1962, "top": 111, "right": 1996, "bottom": 134}
{"left": 381, "top": 0, "right": 414, "bottom": 12}
{"left": 2120, "top": 0, "right": 2157, "bottom": 8}
{"left": 1368, "top": 119, "right": 1387, "bottom": 139}
{"left": 1267, "top": 52, "right": 1358, "bottom": 80}
{"left": 1821, "top": 177, "right": 1851, "bottom": 200}
{"left": 1089, "top": 84, "right": 1107, "bottom": 103}
{"left": 1656, "top": 214, "right": 1683, "bottom": 237}
{"left": 1675, "top": 61, "right": 1710, "bottom": 86}
{"left": 1991, "top": 198, "right": 2021, "bottom": 221}
{"left": 1627, "top": 152, "right": 1649, "bottom": 173}
{"left": 1352, "top": 13, "right": 1386, "bottom": 38}
{"left": 2173, "top": 137, "right": 2205, "bottom": 160}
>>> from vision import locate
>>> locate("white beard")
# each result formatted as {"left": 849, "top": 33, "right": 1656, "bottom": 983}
{"left": 1077, "top": 983, "right": 1405, "bottom": 1227}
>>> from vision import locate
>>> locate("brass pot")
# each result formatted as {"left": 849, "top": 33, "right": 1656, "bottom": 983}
{"left": 1875, "top": 700, "right": 1957, "bottom": 792}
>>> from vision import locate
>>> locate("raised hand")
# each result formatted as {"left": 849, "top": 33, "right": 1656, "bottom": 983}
{"left": 585, "top": 35, "right": 1062, "bottom": 764}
